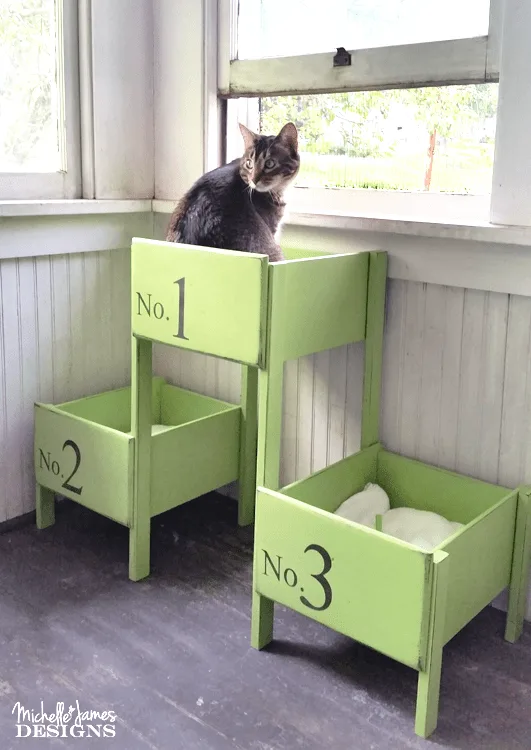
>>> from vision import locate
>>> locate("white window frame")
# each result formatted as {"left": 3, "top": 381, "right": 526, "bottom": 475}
{"left": 219, "top": 0, "right": 501, "bottom": 94}
{"left": 0, "top": 0, "right": 81, "bottom": 200}
{"left": 216, "top": 0, "right": 507, "bottom": 223}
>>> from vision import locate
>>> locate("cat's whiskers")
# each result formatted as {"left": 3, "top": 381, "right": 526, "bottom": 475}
{"left": 244, "top": 181, "right": 254, "bottom": 200}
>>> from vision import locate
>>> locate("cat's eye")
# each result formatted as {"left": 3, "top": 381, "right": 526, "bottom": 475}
{"left": 245, "top": 159, "right": 253, "bottom": 169}
{"left": 264, "top": 158, "right": 276, "bottom": 170}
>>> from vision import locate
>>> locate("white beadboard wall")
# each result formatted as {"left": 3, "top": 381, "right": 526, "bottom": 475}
{"left": 381, "top": 281, "right": 531, "bottom": 489}
{"left": 0, "top": 248, "right": 131, "bottom": 523}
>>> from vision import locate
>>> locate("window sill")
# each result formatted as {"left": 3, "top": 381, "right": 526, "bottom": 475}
{"left": 0, "top": 200, "right": 154, "bottom": 261}
{"left": 0, "top": 199, "right": 152, "bottom": 218}
{"left": 4, "top": 198, "right": 531, "bottom": 248}
{"left": 153, "top": 198, "right": 531, "bottom": 247}
{"left": 286, "top": 210, "right": 531, "bottom": 247}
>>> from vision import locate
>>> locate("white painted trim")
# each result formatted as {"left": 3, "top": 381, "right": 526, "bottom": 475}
{"left": 0, "top": 199, "right": 152, "bottom": 218}
{"left": 3, "top": 199, "right": 531, "bottom": 295}
{"left": 154, "top": 0, "right": 204, "bottom": 200}
{"left": 204, "top": 0, "right": 222, "bottom": 173}
{"left": 490, "top": 0, "right": 531, "bottom": 227}
{"left": 0, "top": 173, "right": 77, "bottom": 201}
{"left": 222, "top": 37, "right": 493, "bottom": 97}
{"left": 90, "top": 0, "right": 154, "bottom": 199}
{"left": 0, "top": 0, "right": 82, "bottom": 200}
{"left": 0, "top": 211, "right": 153, "bottom": 260}
{"left": 217, "top": 0, "right": 232, "bottom": 93}
{"left": 285, "top": 210, "right": 531, "bottom": 248}
{"left": 153, "top": 195, "right": 531, "bottom": 248}
{"left": 486, "top": 0, "right": 504, "bottom": 77}
{"left": 154, "top": 191, "right": 492, "bottom": 222}
{"left": 153, "top": 199, "right": 177, "bottom": 214}
{"left": 155, "top": 186, "right": 531, "bottom": 245}
{"left": 286, "top": 188, "right": 491, "bottom": 222}
{"left": 78, "top": 0, "right": 96, "bottom": 199}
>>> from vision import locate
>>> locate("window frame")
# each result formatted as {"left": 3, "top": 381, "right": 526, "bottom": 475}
{"left": 0, "top": 0, "right": 81, "bottom": 200}
{"left": 219, "top": 0, "right": 502, "bottom": 95}
{"left": 217, "top": 0, "right": 505, "bottom": 222}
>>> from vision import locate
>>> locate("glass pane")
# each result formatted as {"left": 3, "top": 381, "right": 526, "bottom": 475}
{"left": 0, "top": 0, "right": 61, "bottom": 172}
{"left": 237, "top": 0, "right": 490, "bottom": 60}
{"left": 250, "top": 85, "right": 498, "bottom": 194}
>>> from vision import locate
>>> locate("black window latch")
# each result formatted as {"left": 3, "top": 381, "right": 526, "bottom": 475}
{"left": 333, "top": 47, "right": 352, "bottom": 67}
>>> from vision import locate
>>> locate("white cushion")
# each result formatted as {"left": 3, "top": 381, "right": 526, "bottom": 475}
{"left": 382, "top": 507, "right": 463, "bottom": 551}
{"left": 334, "top": 483, "right": 390, "bottom": 528}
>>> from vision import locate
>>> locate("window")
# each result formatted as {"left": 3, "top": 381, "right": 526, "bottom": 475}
{"left": 0, "top": 0, "right": 80, "bottom": 199}
{"left": 220, "top": 0, "right": 502, "bottom": 210}
{"left": 237, "top": 0, "right": 490, "bottom": 60}
{"left": 229, "top": 84, "right": 498, "bottom": 195}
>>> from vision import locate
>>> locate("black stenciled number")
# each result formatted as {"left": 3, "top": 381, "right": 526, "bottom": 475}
{"left": 173, "top": 277, "right": 189, "bottom": 340}
{"left": 300, "top": 544, "right": 333, "bottom": 612}
{"left": 61, "top": 440, "right": 83, "bottom": 496}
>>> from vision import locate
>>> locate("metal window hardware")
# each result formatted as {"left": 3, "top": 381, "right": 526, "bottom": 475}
{"left": 333, "top": 47, "right": 352, "bottom": 67}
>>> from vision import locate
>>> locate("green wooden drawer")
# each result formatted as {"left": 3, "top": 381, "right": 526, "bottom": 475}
{"left": 254, "top": 444, "right": 518, "bottom": 669}
{"left": 131, "top": 239, "right": 371, "bottom": 367}
{"left": 35, "top": 378, "right": 240, "bottom": 527}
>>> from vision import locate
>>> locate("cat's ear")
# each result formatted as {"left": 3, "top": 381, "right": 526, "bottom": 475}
{"left": 239, "top": 123, "right": 258, "bottom": 150}
{"left": 277, "top": 122, "right": 298, "bottom": 151}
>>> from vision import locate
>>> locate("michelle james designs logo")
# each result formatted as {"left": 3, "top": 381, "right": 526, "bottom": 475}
{"left": 12, "top": 700, "right": 117, "bottom": 739}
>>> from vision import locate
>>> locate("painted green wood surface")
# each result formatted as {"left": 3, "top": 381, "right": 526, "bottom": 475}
{"left": 279, "top": 446, "right": 518, "bottom": 646}
{"left": 361, "top": 252, "right": 387, "bottom": 449}
{"left": 35, "top": 377, "right": 242, "bottom": 535}
{"left": 439, "top": 492, "right": 517, "bottom": 643}
{"left": 506, "top": 488, "right": 531, "bottom": 642}
{"left": 255, "top": 250, "right": 381, "bottom": 492}
{"left": 238, "top": 365, "right": 259, "bottom": 526}
{"left": 58, "top": 378, "right": 165, "bottom": 430}
{"left": 267, "top": 252, "right": 369, "bottom": 362}
{"left": 282, "top": 247, "right": 330, "bottom": 260}
{"left": 251, "top": 589, "right": 275, "bottom": 650}
{"left": 35, "top": 403, "right": 134, "bottom": 526}
{"left": 256, "top": 359, "right": 284, "bottom": 490}
{"left": 415, "top": 550, "right": 450, "bottom": 738}
{"left": 159, "top": 382, "right": 236, "bottom": 423}
{"left": 377, "top": 450, "right": 510, "bottom": 523}
{"left": 282, "top": 444, "right": 380, "bottom": 512}
{"left": 130, "top": 336, "right": 153, "bottom": 581}
{"left": 131, "top": 238, "right": 269, "bottom": 366}
{"left": 151, "top": 407, "right": 240, "bottom": 517}
{"left": 36, "top": 485, "right": 55, "bottom": 529}
{"left": 254, "top": 487, "right": 432, "bottom": 670}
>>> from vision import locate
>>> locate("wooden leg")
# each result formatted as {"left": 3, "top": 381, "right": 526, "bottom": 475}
{"left": 416, "top": 645, "right": 444, "bottom": 738}
{"left": 36, "top": 485, "right": 55, "bottom": 529}
{"left": 129, "top": 518, "right": 151, "bottom": 582}
{"left": 505, "top": 488, "right": 531, "bottom": 643}
{"left": 360, "top": 251, "right": 387, "bottom": 450}
{"left": 129, "top": 335, "right": 153, "bottom": 582}
{"left": 415, "top": 550, "right": 449, "bottom": 738}
{"left": 251, "top": 590, "right": 274, "bottom": 650}
{"left": 238, "top": 365, "right": 259, "bottom": 527}
{"left": 256, "top": 359, "right": 284, "bottom": 490}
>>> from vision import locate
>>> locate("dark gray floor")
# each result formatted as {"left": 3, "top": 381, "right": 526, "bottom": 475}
{"left": 0, "top": 494, "right": 530, "bottom": 750}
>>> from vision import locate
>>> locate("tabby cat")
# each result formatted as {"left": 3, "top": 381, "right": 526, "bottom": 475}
{"left": 166, "top": 122, "right": 300, "bottom": 261}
